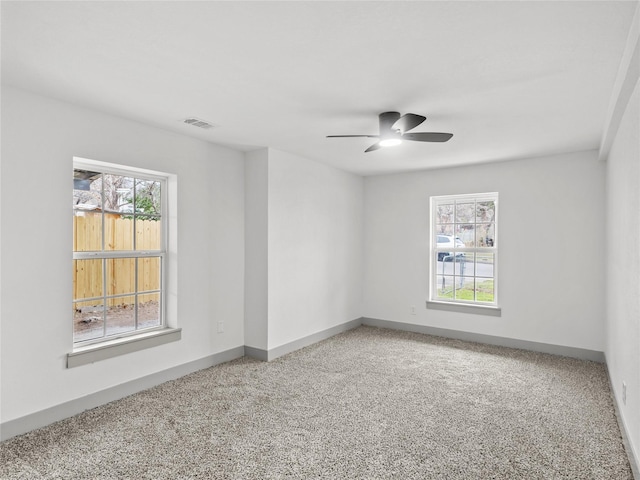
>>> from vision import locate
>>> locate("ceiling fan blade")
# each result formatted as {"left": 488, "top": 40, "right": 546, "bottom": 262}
{"left": 392, "top": 114, "right": 426, "bottom": 134}
{"left": 365, "top": 142, "right": 382, "bottom": 153}
{"left": 326, "top": 135, "right": 379, "bottom": 138}
{"left": 378, "top": 111, "right": 402, "bottom": 133}
{"left": 402, "top": 132, "right": 453, "bottom": 142}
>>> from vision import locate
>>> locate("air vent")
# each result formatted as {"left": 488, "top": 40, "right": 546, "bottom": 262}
{"left": 183, "top": 117, "right": 215, "bottom": 129}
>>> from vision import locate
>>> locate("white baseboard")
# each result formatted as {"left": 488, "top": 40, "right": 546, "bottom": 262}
{"left": 244, "top": 345, "right": 268, "bottom": 362}
{"left": 361, "top": 317, "right": 606, "bottom": 362}
{"left": 246, "top": 317, "right": 605, "bottom": 363}
{"left": 244, "top": 318, "right": 362, "bottom": 362}
{"left": 1, "top": 346, "right": 245, "bottom": 441}
{"left": 605, "top": 355, "right": 640, "bottom": 479}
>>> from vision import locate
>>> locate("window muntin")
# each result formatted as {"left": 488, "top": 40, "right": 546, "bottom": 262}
{"left": 73, "top": 163, "right": 166, "bottom": 345}
{"left": 431, "top": 193, "right": 498, "bottom": 306}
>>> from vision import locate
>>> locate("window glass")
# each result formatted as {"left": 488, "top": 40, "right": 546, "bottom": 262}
{"left": 135, "top": 179, "right": 161, "bottom": 215}
{"left": 431, "top": 193, "right": 498, "bottom": 306}
{"left": 73, "top": 164, "right": 166, "bottom": 345}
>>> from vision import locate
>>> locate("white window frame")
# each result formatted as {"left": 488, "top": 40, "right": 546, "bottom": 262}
{"left": 71, "top": 157, "right": 175, "bottom": 355}
{"left": 429, "top": 192, "right": 499, "bottom": 310}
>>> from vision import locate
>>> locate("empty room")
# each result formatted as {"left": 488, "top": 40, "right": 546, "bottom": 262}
{"left": 1, "top": 1, "right": 639, "bottom": 478}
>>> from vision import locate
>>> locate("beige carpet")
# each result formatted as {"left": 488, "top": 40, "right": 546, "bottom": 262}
{"left": 0, "top": 326, "right": 632, "bottom": 479}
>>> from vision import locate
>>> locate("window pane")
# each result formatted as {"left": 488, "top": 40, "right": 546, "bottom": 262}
{"left": 435, "top": 275, "right": 454, "bottom": 299}
{"left": 435, "top": 224, "right": 454, "bottom": 238}
{"left": 436, "top": 203, "right": 454, "bottom": 224}
{"left": 455, "top": 202, "right": 475, "bottom": 223}
{"left": 476, "top": 253, "right": 494, "bottom": 278}
{"left": 73, "top": 170, "right": 103, "bottom": 252}
{"left": 136, "top": 217, "right": 161, "bottom": 251}
{"left": 455, "top": 224, "right": 475, "bottom": 246}
{"left": 138, "top": 292, "right": 161, "bottom": 329}
{"left": 73, "top": 259, "right": 103, "bottom": 300}
{"left": 102, "top": 174, "right": 135, "bottom": 249}
{"left": 475, "top": 279, "right": 495, "bottom": 303}
{"left": 454, "top": 277, "right": 476, "bottom": 301}
{"left": 459, "top": 253, "right": 475, "bottom": 277}
{"left": 476, "top": 223, "right": 495, "bottom": 247}
{"left": 107, "top": 258, "right": 135, "bottom": 296}
{"left": 135, "top": 179, "right": 161, "bottom": 215}
{"left": 476, "top": 200, "right": 495, "bottom": 223}
{"left": 104, "top": 214, "right": 133, "bottom": 251}
{"left": 73, "top": 170, "right": 102, "bottom": 210}
{"left": 106, "top": 296, "right": 136, "bottom": 337}
{"left": 73, "top": 211, "right": 103, "bottom": 252}
{"left": 137, "top": 257, "right": 161, "bottom": 293}
{"left": 447, "top": 255, "right": 466, "bottom": 276}
{"left": 102, "top": 174, "right": 134, "bottom": 213}
{"left": 73, "top": 300, "right": 104, "bottom": 342}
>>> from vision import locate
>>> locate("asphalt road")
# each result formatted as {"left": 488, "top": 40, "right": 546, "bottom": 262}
{"left": 436, "top": 259, "right": 493, "bottom": 278}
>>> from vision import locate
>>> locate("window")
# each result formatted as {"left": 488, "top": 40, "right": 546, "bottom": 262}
{"left": 430, "top": 193, "right": 498, "bottom": 307}
{"left": 73, "top": 160, "right": 167, "bottom": 346}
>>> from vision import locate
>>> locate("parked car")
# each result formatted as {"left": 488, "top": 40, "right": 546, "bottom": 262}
{"left": 436, "top": 235, "right": 465, "bottom": 261}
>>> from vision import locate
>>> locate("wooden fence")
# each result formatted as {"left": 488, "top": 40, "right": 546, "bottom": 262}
{"left": 73, "top": 212, "right": 161, "bottom": 306}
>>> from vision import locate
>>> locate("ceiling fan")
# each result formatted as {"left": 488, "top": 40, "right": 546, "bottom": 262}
{"left": 327, "top": 111, "right": 453, "bottom": 153}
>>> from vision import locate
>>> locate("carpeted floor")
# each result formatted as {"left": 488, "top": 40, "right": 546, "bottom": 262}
{"left": 0, "top": 326, "right": 633, "bottom": 479}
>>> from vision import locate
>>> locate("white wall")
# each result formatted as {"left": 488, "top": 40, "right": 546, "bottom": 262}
{"left": 605, "top": 78, "right": 640, "bottom": 467}
{"left": 244, "top": 149, "right": 269, "bottom": 350}
{"left": 363, "top": 150, "right": 605, "bottom": 351}
{"left": 0, "top": 86, "right": 245, "bottom": 423}
{"left": 267, "top": 149, "right": 363, "bottom": 349}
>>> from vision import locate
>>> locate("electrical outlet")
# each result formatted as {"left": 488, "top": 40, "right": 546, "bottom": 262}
{"left": 410, "top": 305, "right": 416, "bottom": 315}
{"left": 622, "top": 382, "right": 627, "bottom": 405}
{"left": 217, "top": 321, "right": 224, "bottom": 333}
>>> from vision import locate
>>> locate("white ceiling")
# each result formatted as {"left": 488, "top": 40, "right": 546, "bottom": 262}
{"left": 1, "top": 1, "right": 636, "bottom": 176}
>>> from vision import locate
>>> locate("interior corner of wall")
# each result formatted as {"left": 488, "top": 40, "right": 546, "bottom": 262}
{"left": 599, "top": 8, "right": 640, "bottom": 161}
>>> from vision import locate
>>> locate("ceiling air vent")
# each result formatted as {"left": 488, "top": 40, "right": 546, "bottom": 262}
{"left": 183, "top": 117, "right": 215, "bottom": 129}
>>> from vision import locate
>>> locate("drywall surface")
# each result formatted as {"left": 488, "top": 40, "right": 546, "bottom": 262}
{"left": 605, "top": 78, "right": 640, "bottom": 467}
{"left": 0, "top": 86, "right": 245, "bottom": 423}
{"left": 244, "top": 149, "right": 269, "bottom": 350}
{"left": 267, "top": 149, "right": 363, "bottom": 349}
{"left": 363, "top": 150, "right": 605, "bottom": 351}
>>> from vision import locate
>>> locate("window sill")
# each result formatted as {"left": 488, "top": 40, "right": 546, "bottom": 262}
{"left": 67, "top": 328, "right": 181, "bottom": 368}
{"left": 427, "top": 301, "right": 501, "bottom": 317}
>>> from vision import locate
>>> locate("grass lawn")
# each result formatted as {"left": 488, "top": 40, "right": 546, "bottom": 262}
{"left": 438, "top": 279, "right": 494, "bottom": 302}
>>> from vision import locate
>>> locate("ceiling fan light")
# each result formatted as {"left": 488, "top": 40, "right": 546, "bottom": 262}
{"left": 379, "top": 138, "right": 402, "bottom": 147}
